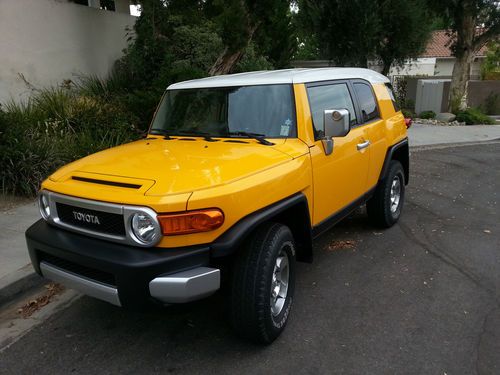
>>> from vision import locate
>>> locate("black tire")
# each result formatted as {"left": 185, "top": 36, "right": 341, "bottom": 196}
{"left": 230, "top": 222, "right": 296, "bottom": 344}
{"left": 367, "top": 160, "right": 405, "bottom": 228}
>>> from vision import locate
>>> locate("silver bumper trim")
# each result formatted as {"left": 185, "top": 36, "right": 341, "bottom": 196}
{"left": 40, "top": 261, "right": 121, "bottom": 306}
{"left": 149, "top": 267, "right": 220, "bottom": 303}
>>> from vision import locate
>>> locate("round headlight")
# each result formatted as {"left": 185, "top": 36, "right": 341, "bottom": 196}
{"left": 130, "top": 212, "right": 161, "bottom": 245}
{"left": 38, "top": 192, "right": 51, "bottom": 220}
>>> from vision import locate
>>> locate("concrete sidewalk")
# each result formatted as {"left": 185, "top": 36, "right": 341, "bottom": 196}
{"left": 1, "top": 124, "right": 500, "bottom": 305}
{"left": 408, "top": 123, "right": 500, "bottom": 146}
{"left": 0, "top": 202, "right": 40, "bottom": 304}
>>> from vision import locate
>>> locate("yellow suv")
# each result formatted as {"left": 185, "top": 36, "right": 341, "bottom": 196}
{"left": 26, "top": 68, "right": 409, "bottom": 343}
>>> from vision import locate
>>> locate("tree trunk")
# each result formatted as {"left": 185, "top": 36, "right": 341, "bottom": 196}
{"left": 448, "top": 52, "right": 472, "bottom": 112}
{"left": 448, "top": 13, "right": 475, "bottom": 112}
{"left": 208, "top": 48, "right": 245, "bottom": 76}
{"left": 208, "top": 21, "right": 259, "bottom": 76}
{"left": 381, "top": 59, "right": 391, "bottom": 76}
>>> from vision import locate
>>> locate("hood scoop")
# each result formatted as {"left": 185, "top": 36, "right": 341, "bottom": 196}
{"left": 52, "top": 171, "right": 156, "bottom": 198}
{"left": 71, "top": 176, "right": 142, "bottom": 189}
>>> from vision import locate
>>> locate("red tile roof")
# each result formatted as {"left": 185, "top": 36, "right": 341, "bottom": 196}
{"left": 421, "top": 30, "right": 488, "bottom": 58}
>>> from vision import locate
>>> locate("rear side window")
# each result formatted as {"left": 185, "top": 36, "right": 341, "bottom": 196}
{"left": 353, "top": 83, "right": 379, "bottom": 122}
{"left": 307, "top": 83, "right": 357, "bottom": 139}
{"left": 385, "top": 83, "right": 400, "bottom": 112}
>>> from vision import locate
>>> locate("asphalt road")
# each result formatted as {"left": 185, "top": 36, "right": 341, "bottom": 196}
{"left": 1, "top": 143, "right": 499, "bottom": 375}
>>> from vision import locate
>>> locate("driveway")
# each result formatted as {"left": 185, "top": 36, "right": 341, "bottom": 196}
{"left": 1, "top": 142, "right": 499, "bottom": 374}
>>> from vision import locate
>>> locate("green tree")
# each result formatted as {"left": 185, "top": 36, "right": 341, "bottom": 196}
{"left": 126, "top": 0, "right": 294, "bottom": 78}
{"left": 429, "top": 0, "right": 500, "bottom": 112}
{"left": 481, "top": 41, "right": 500, "bottom": 79}
{"left": 296, "top": 0, "right": 380, "bottom": 66}
{"left": 253, "top": 2, "right": 297, "bottom": 69}
{"left": 375, "top": 0, "right": 433, "bottom": 75}
{"left": 296, "top": 0, "right": 433, "bottom": 74}
{"left": 206, "top": 0, "right": 295, "bottom": 75}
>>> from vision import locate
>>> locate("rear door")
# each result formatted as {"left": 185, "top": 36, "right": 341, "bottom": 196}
{"left": 351, "top": 80, "right": 386, "bottom": 189}
{"left": 307, "top": 81, "right": 370, "bottom": 226}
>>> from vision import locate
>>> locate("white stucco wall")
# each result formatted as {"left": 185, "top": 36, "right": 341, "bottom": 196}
{"left": 389, "top": 58, "right": 436, "bottom": 77}
{"left": 368, "top": 58, "right": 437, "bottom": 77}
{"left": 0, "top": 0, "right": 136, "bottom": 104}
{"left": 434, "top": 58, "right": 483, "bottom": 79}
{"left": 434, "top": 58, "right": 454, "bottom": 76}
{"left": 470, "top": 58, "right": 484, "bottom": 80}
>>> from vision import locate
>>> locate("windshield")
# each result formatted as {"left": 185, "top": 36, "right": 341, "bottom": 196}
{"left": 150, "top": 84, "right": 296, "bottom": 138}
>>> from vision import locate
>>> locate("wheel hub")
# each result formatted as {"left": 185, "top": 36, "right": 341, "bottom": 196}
{"left": 270, "top": 249, "right": 289, "bottom": 317}
{"left": 390, "top": 175, "right": 401, "bottom": 214}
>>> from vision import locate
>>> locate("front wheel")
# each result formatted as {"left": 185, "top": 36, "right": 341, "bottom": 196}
{"left": 230, "top": 222, "right": 296, "bottom": 344}
{"left": 367, "top": 160, "right": 405, "bottom": 228}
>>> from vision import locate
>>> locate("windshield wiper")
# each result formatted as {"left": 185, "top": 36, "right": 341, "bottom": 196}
{"left": 228, "top": 131, "right": 274, "bottom": 146}
{"left": 149, "top": 129, "right": 172, "bottom": 139}
{"left": 176, "top": 130, "right": 218, "bottom": 142}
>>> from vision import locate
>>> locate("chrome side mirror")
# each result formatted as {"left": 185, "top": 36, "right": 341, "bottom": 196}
{"left": 324, "top": 109, "right": 350, "bottom": 138}
{"left": 321, "top": 109, "right": 351, "bottom": 155}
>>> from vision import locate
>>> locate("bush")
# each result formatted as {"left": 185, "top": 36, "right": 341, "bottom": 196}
{"left": 455, "top": 107, "right": 496, "bottom": 125}
{"left": 481, "top": 41, "right": 500, "bottom": 80}
{"left": 401, "top": 98, "right": 415, "bottom": 112}
{"left": 0, "top": 87, "right": 138, "bottom": 196}
{"left": 418, "top": 110, "right": 436, "bottom": 119}
{"left": 401, "top": 109, "right": 415, "bottom": 118}
{"left": 456, "top": 108, "right": 495, "bottom": 125}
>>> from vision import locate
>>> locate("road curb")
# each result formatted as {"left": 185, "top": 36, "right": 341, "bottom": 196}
{"left": 0, "top": 266, "right": 44, "bottom": 307}
{"left": 410, "top": 138, "right": 500, "bottom": 151}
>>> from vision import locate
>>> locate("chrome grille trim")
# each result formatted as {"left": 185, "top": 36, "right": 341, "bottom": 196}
{"left": 44, "top": 191, "right": 161, "bottom": 247}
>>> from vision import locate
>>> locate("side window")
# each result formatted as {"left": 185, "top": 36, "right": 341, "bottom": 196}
{"left": 307, "top": 83, "right": 357, "bottom": 139}
{"left": 385, "top": 83, "right": 400, "bottom": 112}
{"left": 353, "top": 83, "right": 379, "bottom": 122}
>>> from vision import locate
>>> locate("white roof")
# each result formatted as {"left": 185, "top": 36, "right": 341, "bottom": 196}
{"left": 167, "top": 68, "right": 389, "bottom": 90}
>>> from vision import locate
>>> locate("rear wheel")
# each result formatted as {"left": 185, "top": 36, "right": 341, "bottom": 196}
{"left": 230, "top": 222, "right": 296, "bottom": 344}
{"left": 367, "top": 160, "right": 405, "bottom": 228}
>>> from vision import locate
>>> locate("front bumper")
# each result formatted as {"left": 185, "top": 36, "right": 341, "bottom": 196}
{"left": 26, "top": 220, "right": 220, "bottom": 308}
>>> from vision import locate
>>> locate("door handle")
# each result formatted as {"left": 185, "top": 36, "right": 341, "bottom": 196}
{"left": 357, "top": 140, "right": 371, "bottom": 151}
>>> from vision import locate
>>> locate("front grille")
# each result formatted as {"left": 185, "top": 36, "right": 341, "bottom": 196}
{"left": 39, "top": 252, "right": 116, "bottom": 286}
{"left": 56, "top": 202, "right": 126, "bottom": 236}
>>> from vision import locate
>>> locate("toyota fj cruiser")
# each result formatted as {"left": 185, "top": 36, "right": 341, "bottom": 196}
{"left": 26, "top": 68, "right": 409, "bottom": 344}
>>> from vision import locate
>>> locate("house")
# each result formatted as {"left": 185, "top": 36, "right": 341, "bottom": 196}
{"left": 388, "top": 30, "right": 488, "bottom": 80}
{"left": 389, "top": 31, "right": 496, "bottom": 115}
{"left": 0, "top": 0, "right": 137, "bottom": 104}
{"left": 291, "top": 30, "right": 498, "bottom": 114}
{"left": 292, "top": 30, "right": 488, "bottom": 80}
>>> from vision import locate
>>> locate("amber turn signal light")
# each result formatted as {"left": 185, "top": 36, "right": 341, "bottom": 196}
{"left": 158, "top": 209, "right": 224, "bottom": 235}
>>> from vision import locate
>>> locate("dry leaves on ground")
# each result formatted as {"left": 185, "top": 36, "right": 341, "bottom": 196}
{"left": 325, "top": 240, "right": 356, "bottom": 252}
{"left": 17, "top": 283, "right": 64, "bottom": 318}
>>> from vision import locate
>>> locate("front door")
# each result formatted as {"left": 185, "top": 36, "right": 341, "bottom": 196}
{"left": 307, "top": 82, "right": 370, "bottom": 226}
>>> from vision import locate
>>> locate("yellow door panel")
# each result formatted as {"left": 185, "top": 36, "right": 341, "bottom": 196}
{"left": 363, "top": 119, "right": 386, "bottom": 188}
{"left": 310, "top": 126, "right": 369, "bottom": 225}
{"left": 304, "top": 81, "right": 370, "bottom": 225}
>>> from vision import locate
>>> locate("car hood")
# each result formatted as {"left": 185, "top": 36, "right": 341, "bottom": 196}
{"left": 49, "top": 137, "right": 296, "bottom": 196}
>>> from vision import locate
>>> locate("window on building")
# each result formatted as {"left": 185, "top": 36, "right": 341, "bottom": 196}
{"left": 307, "top": 83, "right": 357, "bottom": 139}
{"left": 100, "top": 0, "right": 116, "bottom": 11}
{"left": 353, "top": 83, "right": 379, "bottom": 122}
{"left": 71, "top": 0, "right": 89, "bottom": 5}
{"left": 69, "top": 0, "right": 116, "bottom": 11}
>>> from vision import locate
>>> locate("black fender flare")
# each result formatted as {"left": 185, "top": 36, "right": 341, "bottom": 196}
{"left": 379, "top": 138, "right": 409, "bottom": 184}
{"left": 210, "top": 193, "right": 313, "bottom": 262}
